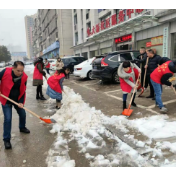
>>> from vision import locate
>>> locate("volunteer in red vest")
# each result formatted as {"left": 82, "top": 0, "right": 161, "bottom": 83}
{"left": 0, "top": 61, "right": 30, "bottom": 150}
{"left": 33, "top": 57, "right": 47, "bottom": 100}
{"left": 150, "top": 60, "right": 176, "bottom": 113}
{"left": 44, "top": 58, "right": 50, "bottom": 75}
{"left": 46, "top": 68, "right": 70, "bottom": 109}
{"left": 118, "top": 61, "right": 141, "bottom": 110}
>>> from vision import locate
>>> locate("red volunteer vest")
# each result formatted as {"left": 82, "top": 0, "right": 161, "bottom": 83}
{"left": 45, "top": 62, "right": 50, "bottom": 68}
{"left": 151, "top": 61, "right": 174, "bottom": 84}
{"left": 0, "top": 67, "right": 28, "bottom": 105}
{"left": 47, "top": 73, "right": 65, "bottom": 93}
{"left": 120, "top": 68, "right": 139, "bottom": 93}
{"left": 33, "top": 63, "right": 43, "bottom": 80}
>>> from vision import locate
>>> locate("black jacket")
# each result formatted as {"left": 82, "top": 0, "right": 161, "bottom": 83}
{"left": 159, "top": 57, "right": 170, "bottom": 65}
{"left": 137, "top": 52, "right": 148, "bottom": 68}
{"left": 160, "top": 61, "right": 176, "bottom": 86}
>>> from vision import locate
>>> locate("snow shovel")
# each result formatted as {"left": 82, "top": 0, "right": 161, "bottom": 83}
{"left": 122, "top": 74, "right": 140, "bottom": 117}
{"left": 0, "top": 94, "right": 56, "bottom": 124}
{"left": 138, "top": 57, "right": 149, "bottom": 97}
{"left": 137, "top": 56, "right": 143, "bottom": 91}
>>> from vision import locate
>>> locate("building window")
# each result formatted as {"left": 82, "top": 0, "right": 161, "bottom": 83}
{"left": 74, "top": 14, "right": 77, "bottom": 25}
{"left": 81, "top": 28, "right": 84, "bottom": 42}
{"left": 75, "top": 32, "right": 78, "bottom": 45}
{"left": 86, "top": 22, "right": 91, "bottom": 32}
{"left": 74, "top": 9, "right": 76, "bottom": 13}
{"left": 56, "top": 32, "right": 58, "bottom": 38}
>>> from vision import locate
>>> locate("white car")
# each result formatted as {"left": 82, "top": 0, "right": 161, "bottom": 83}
{"left": 48, "top": 59, "right": 56, "bottom": 70}
{"left": 0, "top": 62, "right": 5, "bottom": 68}
{"left": 74, "top": 58, "right": 94, "bottom": 79}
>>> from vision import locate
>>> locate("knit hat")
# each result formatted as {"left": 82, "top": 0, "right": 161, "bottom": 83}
{"left": 38, "top": 57, "right": 43, "bottom": 61}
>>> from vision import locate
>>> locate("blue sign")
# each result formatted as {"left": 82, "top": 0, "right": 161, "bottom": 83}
{"left": 11, "top": 52, "right": 26, "bottom": 57}
{"left": 43, "top": 41, "right": 60, "bottom": 55}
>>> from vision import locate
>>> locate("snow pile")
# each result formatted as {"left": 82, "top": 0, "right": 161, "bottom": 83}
{"left": 129, "top": 115, "right": 176, "bottom": 139}
{"left": 46, "top": 86, "right": 151, "bottom": 167}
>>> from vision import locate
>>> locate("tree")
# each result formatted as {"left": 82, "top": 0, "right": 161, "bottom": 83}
{"left": 0, "top": 45, "right": 11, "bottom": 62}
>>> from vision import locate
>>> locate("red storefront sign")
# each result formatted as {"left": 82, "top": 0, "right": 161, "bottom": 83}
{"left": 146, "top": 42, "right": 152, "bottom": 47}
{"left": 87, "top": 9, "right": 144, "bottom": 37}
{"left": 114, "top": 34, "right": 132, "bottom": 44}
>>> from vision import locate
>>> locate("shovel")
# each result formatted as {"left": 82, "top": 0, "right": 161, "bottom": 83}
{"left": 122, "top": 74, "right": 140, "bottom": 117}
{"left": 137, "top": 56, "right": 143, "bottom": 91}
{"left": 138, "top": 57, "right": 149, "bottom": 97}
{"left": 0, "top": 94, "right": 56, "bottom": 124}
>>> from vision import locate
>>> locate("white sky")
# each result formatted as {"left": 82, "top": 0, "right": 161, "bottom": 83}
{"left": 0, "top": 9, "right": 37, "bottom": 52}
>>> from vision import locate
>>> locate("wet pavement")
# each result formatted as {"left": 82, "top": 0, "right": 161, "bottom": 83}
{"left": 1, "top": 67, "right": 176, "bottom": 167}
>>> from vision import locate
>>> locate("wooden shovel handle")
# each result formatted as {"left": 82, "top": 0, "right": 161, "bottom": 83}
{"left": 128, "top": 73, "right": 141, "bottom": 110}
{"left": 0, "top": 94, "right": 41, "bottom": 119}
{"left": 143, "top": 57, "right": 149, "bottom": 88}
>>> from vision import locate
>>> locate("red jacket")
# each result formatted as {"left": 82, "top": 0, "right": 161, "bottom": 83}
{"left": 45, "top": 62, "right": 50, "bottom": 68}
{"left": 33, "top": 63, "right": 43, "bottom": 80}
{"left": 120, "top": 68, "right": 139, "bottom": 93}
{"left": 0, "top": 67, "right": 28, "bottom": 105}
{"left": 151, "top": 61, "right": 174, "bottom": 84}
{"left": 47, "top": 73, "right": 65, "bottom": 93}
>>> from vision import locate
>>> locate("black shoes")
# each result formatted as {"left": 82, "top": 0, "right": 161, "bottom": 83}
{"left": 36, "top": 95, "right": 40, "bottom": 100}
{"left": 4, "top": 141, "right": 12, "bottom": 149}
{"left": 131, "top": 102, "right": 137, "bottom": 107}
{"left": 40, "top": 96, "right": 46, "bottom": 100}
{"left": 20, "top": 127, "right": 30, "bottom": 133}
{"left": 146, "top": 95, "right": 154, "bottom": 98}
{"left": 55, "top": 106, "right": 60, "bottom": 110}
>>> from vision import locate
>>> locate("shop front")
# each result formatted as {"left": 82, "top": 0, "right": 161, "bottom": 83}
{"left": 114, "top": 34, "right": 133, "bottom": 51}
{"left": 137, "top": 35, "right": 163, "bottom": 56}
{"left": 42, "top": 41, "right": 60, "bottom": 59}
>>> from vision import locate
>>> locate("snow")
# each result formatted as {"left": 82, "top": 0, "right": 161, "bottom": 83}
{"left": 24, "top": 65, "right": 34, "bottom": 74}
{"left": 46, "top": 86, "right": 152, "bottom": 167}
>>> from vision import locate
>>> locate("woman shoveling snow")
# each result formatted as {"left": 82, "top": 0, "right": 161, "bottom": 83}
{"left": 46, "top": 68, "right": 70, "bottom": 109}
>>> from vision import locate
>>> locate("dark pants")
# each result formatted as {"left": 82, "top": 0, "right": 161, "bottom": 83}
{"left": 36, "top": 85, "right": 43, "bottom": 97}
{"left": 46, "top": 68, "right": 50, "bottom": 75}
{"left": 147, "top": 74, "right": 154, "bottom": 97}
{"left": 2, "top": 104, "right": 26, "bottom": 141}
{"left": 123, "top": 93, "right": 136, "bottom": 102}
{"left": 141, "top": 67, "right": 148, "bottom": 88}
{"left": 66, "top": 73, "right": 69, "bottom": 79}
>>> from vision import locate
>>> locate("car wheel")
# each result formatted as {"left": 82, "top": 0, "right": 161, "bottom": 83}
{"left": 112, "top": 71, "right": 120, "bottom": 84}
{"left": 87, "top": 70, "right": 93, "bottom": 80}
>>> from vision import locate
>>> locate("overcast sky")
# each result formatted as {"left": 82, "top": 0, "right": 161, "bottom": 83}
{"left": 0, "top": 9, "right": 37, "bottom": 52}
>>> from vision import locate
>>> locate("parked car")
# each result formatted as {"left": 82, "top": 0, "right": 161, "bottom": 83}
{"left": 74, "top": 58, "right": 94, "bottom": 79}
{"left": 62, "top": 56, "right": 87, "bottom": 73}
{"left": 0, "top": 62, "right": 5, "bottom": 68}
{"left": 24, "top": 61, "right": 33, "bottom": 65}
{"left": 92, "top": 50, "right": 140, "bottom": 83}
{"left": 48, "top": 59, "right": 57, "bottom": 70}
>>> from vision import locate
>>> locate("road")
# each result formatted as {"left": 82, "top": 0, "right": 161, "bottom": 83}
{"left": 0, "top": 66, "right": 176, "bottom": 167}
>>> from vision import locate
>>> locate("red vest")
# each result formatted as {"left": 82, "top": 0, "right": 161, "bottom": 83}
{"left": 0, "top": 67, "right": 28, "bottom": 105}
{"left": 33, "top": 63, "right": 43, "bottom": 80}
{"left": 151, "top": 61, "right": 174, "bottom": 84}
{"left": 120, "top": 68, "right": 139, "bottom": 93}
{"left": 47, "top": 73, "right": 65, "bottom": 93}
{"left": 45, "top": 62, "right": 50, "bottom": 68}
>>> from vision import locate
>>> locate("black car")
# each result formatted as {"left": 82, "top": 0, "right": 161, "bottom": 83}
{"left": 92, "top": 50, "right": 140, "bottom": 83}
{"left": 62, "top": 56, "right": 87, "bottom": 73}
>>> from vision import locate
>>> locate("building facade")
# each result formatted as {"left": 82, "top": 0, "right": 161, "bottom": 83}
{"left": 32, "top": 9, "right": 73, "bottom": 59}
{"left": 72, "top": 9, "right": 176, "bottom": 60}
{"left": 24, "top": 14, "right": 37, "bottom": 59}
